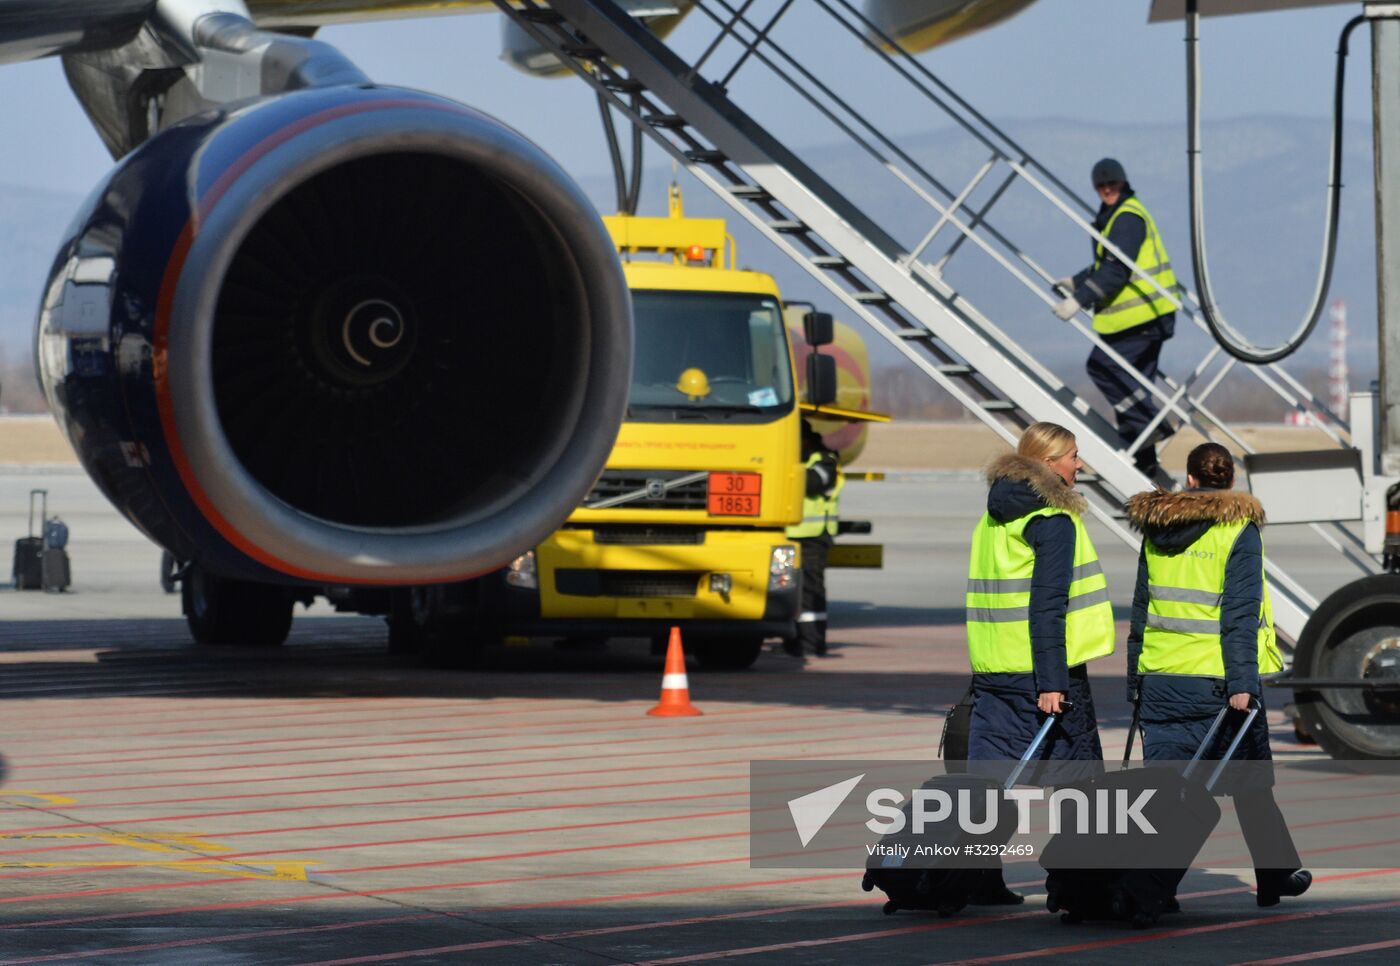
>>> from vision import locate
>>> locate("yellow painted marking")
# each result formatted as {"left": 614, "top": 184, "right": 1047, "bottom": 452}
{"left": 0, "top": 832, "right": 230, "bottom": 854}
{"left": 0, "top": 861, "right": 313, "bottom": 881}
{"left": 0, "top": 791, "right": 77, "bottom": 806}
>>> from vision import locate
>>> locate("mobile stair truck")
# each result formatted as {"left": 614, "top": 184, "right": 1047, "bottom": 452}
{"left": 390, "top": 192, "right": 884, "bottom": 669}
{"left": 492, "top": 0, "right": 1400, "bottom": 754}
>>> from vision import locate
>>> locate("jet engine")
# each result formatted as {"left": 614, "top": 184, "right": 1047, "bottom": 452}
{"left": 37, "top": 85, "right": 632, "bottom": 588}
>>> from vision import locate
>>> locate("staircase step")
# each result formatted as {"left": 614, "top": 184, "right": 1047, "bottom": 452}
{"left": 686, "top": 149, "right": 727, "bottom": 163}
{"left": 809, "top": 255, "right": 848, "bottom": 267}
{"left": 728, "top": 183, "right": 770, "bottom": 197}
{"left": 853, "top": 291, "right": 891, "bottom": 303}
{"left": 648, "top": 114, "right": 688, "bottom": 129}
{"left": 980, "top": 400, "right": 1016, "bottom": 412}
{"left": 767, "top": 220, "right": 807, "bottom": 233}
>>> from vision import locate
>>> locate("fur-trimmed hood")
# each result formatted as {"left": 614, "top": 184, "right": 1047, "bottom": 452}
{"left": 984, "top": 453, "right": 1087, "bottom": 522}
{"left": 1125, "top": 488, "right": 1264, "bottom": 553}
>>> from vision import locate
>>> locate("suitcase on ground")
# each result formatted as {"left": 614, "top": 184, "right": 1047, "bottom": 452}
{"left": 11, "top": 537, "right": 42, "bottom": 589}
{"left": 862, "top": 706, "right": 1065, "bottom": 916}
{"left": 1041, "top": 702, "right": 1259, "bottom": 928}
{"left": 41, "top": 546, "right": 70, "bottom": 593}
{"left": 11, "top": 490, "right": 48, "bottom": 590}
{"left": 938, "top": 683, "right": 975, "bottom": 774}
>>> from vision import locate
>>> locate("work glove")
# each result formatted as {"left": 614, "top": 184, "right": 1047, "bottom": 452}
{"left": 1127, "top": 675, "right": 1142, "bottom": 705}
{"left": 1053, "top": 277, "right": 1076, "bottom": 297}
{"left": 1052, "top": 295, "right": 1080, "bottom": 321}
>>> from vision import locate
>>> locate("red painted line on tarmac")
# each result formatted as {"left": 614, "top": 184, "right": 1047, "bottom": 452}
{"left": 287, "top": 899, "right": 878, "bottom": 966}
{"left": 493, "top": 872, "right": 853, "bottom": 910}
{"left": 25, "top": 708, "right": 889, "bottom": 790}
{"left": 1231, "top": 937, "right": 1400, "bottom": 965}
{"left": 923, "top": 889, "right": 1400, "bottom": 965}
{"left": 28, "top": 719, "right": 920, "bottom": 799}
{"left": 25, "top": 700, "right": 814, "bottom": 763}
{"left": 0, "top": 912, "right": 439, "bottom": 965}
{"left": 25, "top": 705, "right": 830, "bottom": 774}
{"left": 2, "top": 722, "right": 920, "bottom": 833}
{"left": 0, "top": 699, "right": 483, "bottom": 746}
{"left": 0, "top": 875, "right": 251, "bottom": 906}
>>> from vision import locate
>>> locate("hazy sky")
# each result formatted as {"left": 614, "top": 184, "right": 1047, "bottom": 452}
{"left": 0, "top": 0, "right": 1376, "bottom": 196}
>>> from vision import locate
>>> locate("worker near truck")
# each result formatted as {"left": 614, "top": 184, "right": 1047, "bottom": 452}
{"left": 1052, "top": 158, "right": 1177, "bottom": 480}
{"left": 1125, "top": 442, "right": 1310, "bottom": 908}
{"left": 785, "top": 420, "right": 842, "bottom": 657}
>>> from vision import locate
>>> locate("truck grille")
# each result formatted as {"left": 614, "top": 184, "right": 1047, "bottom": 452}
{"left": 555, "top": 569, "right": 702, "bottom": 598}
{"left": 584, "top": 470, "right": 707, "bottom": 510}
{"left": 591, "top": 526, "right": 705, "bottom": 545}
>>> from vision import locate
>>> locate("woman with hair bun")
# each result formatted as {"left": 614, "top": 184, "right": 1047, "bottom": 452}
{"left": 1125, "top": 442, "right": 1310, "bottom": 908}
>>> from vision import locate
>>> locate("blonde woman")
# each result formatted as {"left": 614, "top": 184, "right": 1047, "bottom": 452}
{"left": 966, "top": 422, "right": 1114, "bottom": 763}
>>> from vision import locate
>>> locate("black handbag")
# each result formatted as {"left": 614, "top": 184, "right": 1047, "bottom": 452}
{"left": 938, "top": 682, "right": 975, "bottom": 773}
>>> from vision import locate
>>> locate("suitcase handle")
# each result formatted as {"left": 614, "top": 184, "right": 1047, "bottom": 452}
{"left": 1181, "top": 699, "right": 1260, "bottom": 789}
{"left": 28, "top": 489, "right": 47, "bottom": 540}
{"left": 1004, "top": 701, "right": 1073, "bottom": 790}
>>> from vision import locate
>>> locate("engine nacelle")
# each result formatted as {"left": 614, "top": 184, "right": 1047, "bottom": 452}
{"left": 37, "top": 85, "right": 632, "bottom": 585}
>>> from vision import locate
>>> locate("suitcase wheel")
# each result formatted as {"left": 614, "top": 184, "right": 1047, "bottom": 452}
{"left": 937, "top": 901, "right": 963, "bottom": 918}
{"left": 1060, "top": 911, "right": 1083, "bottom": 925}
{"left": 882, "top": 900, "right": 899, "bottom": 916}
{"left": 861, "top": 873, "right": 874, "bottom": 893}
{"left": 1045, "top": 893, "right": 1060, "bottom": 914}
{"left": 1131, "top": 911, "right": 1157, "bottom": 930}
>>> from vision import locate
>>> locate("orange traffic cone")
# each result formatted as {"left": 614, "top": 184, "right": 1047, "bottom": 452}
{"left": 648, "top": 626, "right": 702, "bottom": 717}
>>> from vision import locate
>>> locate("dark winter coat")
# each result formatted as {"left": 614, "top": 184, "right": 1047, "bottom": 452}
{"left": 1071, "top": 187, "right": 1177, "bottom": 330}
{"left": 1124, "top": 487, "right": 1274, "bottom": 777}
{"left": 967, "top": 454, "right": 1104, "bottom": 764}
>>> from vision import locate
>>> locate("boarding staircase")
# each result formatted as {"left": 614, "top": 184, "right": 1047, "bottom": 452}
{"left": 495, "top": 0, "right": 1379, "bottom": 642}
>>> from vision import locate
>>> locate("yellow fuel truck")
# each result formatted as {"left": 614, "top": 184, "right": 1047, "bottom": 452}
{"left": 389, "top": 191, "right": 880, "bottom": 668}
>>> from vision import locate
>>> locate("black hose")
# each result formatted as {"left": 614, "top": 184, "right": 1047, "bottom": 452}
{"left": 626, "top": 93, "right": 645, "bottom": 214}
{"left": 1186, "top": 1, "right": 1365, "bottom": 364}
{"left": 597, "top": 90, "right": 629, "bottom": 214}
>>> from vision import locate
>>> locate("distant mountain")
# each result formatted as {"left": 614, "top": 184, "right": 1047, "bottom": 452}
{"left": 0, "top": 116, "right": 1376, "bottom": 421}
{"left": 0, "top": 183, "right": 82, "bottom": 355}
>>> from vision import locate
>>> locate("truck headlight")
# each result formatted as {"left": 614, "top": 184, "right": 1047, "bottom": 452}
{"left": 769, "top": 545, "right": 797, "bottom": 591}
{"left": 505, "top": 550, "right": 538, "bottom": 590}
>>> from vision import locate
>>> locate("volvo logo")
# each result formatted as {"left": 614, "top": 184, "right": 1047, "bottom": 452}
{"left": 645, "top": 479, "right": 668, "bottom": 500}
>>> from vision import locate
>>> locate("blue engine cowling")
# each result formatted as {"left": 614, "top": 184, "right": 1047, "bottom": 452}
{"left": 36, "top": 85, "right": 632, "bottom": 586}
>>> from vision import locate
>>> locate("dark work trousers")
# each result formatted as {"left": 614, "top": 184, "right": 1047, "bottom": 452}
{"left": 1237, "top": 789, "right": 1303, "bottom": 887}
{"left": 795, "top": 536, "right": 832, "bottom": 656}
{"left": 1085, "top": 314, "right": 1175, "bottom": 466}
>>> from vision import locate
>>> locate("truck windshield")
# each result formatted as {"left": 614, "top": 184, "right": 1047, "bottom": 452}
{"left": 627, "top": 290, "right": 794, "bottom": 422}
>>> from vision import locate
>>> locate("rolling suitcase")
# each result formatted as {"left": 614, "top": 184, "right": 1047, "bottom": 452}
{"left": 11, "top": 490, "right": 46, "bottom": 590}
{"left": 1041, "top": 701, "right": 1260, "bottom": 928}
{"left": 862, "top": 705, "right": 1065, "bottom": 916}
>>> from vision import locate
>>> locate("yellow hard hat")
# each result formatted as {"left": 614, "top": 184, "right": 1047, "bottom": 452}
{"left": 676, "top": 367, "right": 711, "bottom": 400}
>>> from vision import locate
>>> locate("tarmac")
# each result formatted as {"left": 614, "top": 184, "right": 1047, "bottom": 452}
{"left": 0, "top": 463, "right": 1394, "bottom": 964}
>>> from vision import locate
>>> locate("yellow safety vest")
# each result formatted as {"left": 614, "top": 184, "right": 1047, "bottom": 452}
{"left": 1139, "top": 520, "right": 1284, "bottom": 679}
{"left": 786, "top": 452, "right": 844, "bottom": 539}
{"left": 1091, "top": 197, "right": 1178, "bottom": 335}
{"left": 966, "top": 506, "right": 1115, "bottom": 673}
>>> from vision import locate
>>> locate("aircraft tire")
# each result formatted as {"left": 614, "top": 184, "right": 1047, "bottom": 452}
{"left": 1293, "top": 575, "right": 1400, "bottom": 759}
{"left": 182, "top": 564, "right": 293, "bottom": 647}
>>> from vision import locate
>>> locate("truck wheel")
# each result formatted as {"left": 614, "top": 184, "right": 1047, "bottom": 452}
{"left": 694, "top": 637, "right": 764, "bottom": 670}
{"left": 182, "top": 565, "right": 293, "bottom": 647}
{"left": 1293, "top": 575, "right": 1400, "bottom": 759}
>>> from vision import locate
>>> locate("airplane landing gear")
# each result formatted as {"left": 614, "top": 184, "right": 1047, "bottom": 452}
{"left": 182, "top": 563, "right": 293, "bottom": 647}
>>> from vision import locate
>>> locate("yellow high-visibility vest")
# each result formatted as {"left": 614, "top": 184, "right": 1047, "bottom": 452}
{"left": 966, "top": 506, "right": 1115, "bottom": 673}
{"left": 786, "top": 452, "right": 844, "bottom": 539}
{"left": 1138, "top": 519, "right": 1283, "bottom": 678}
{"left": 1091, "top": 197, "right": 1178, "bottom": 335}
